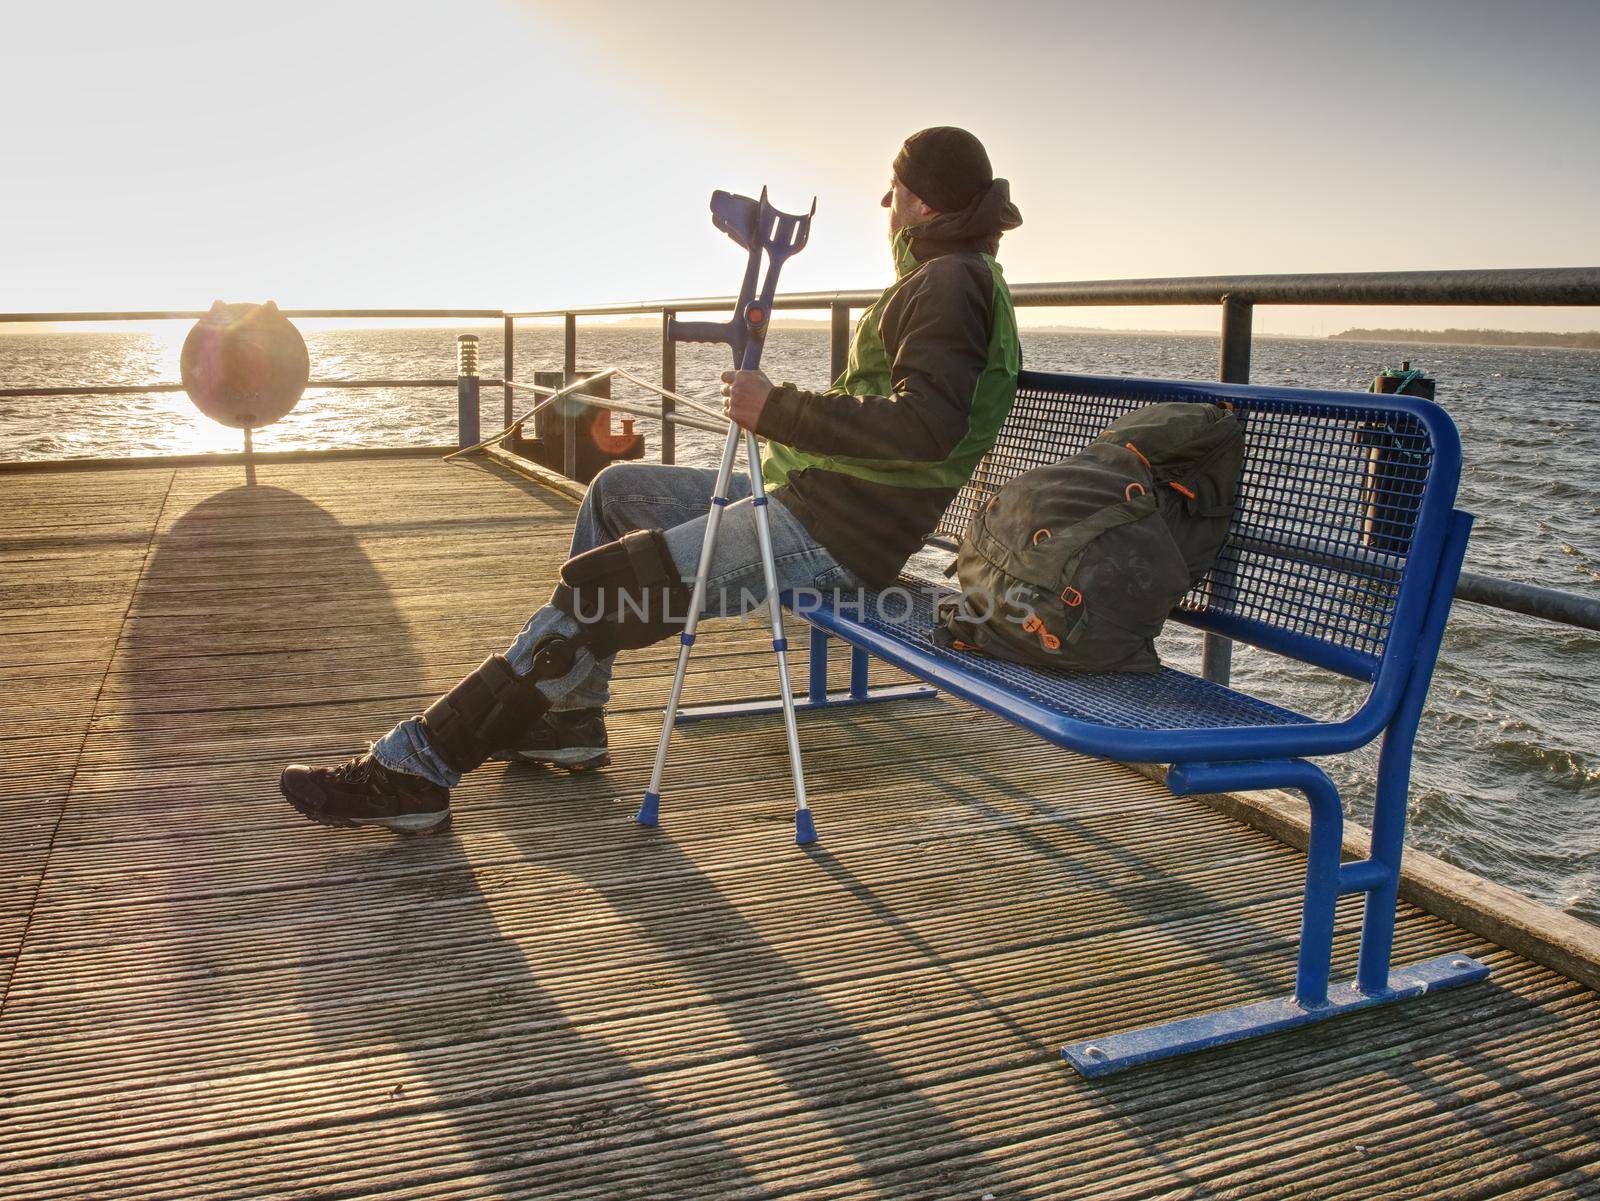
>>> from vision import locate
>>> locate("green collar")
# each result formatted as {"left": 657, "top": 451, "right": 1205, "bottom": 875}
{"left": 891, "top": 227, "right": 920, "bottom": 279}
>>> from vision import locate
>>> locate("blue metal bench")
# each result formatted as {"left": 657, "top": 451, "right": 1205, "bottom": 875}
{"left": 691, "top": 369, "right": 1489, "bottom": 1075}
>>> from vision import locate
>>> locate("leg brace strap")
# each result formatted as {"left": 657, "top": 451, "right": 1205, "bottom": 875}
{"left": 550, "top": 528, "right": 691, "bottom": 659}
{"left": 419, "top": 638, "right": 576, "bottom": 775}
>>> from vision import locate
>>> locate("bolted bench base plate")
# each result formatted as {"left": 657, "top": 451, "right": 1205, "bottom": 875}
{"left": 1062, "top": 952, "right": 1491, "bottom": 1078}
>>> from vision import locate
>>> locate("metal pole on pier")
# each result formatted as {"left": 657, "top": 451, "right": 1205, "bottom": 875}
{"left": 456, "top": 334, "right": 481, "bottom": 449}
{"left": 563, "top": 314, "right": 578, "bottom": 480}
{"left": 1203, "top": 295, "right": 1254, "bottom": 686}
{"left": 1218, "top": 295, "right": 1253, "bottom": 386}
{"left": 661, "top": 309, "right": 676, "bottom": 465}
{"left": 502, "top": 317, "right": 515, "bottom": 434}
{"left": 830, "top": 302, "right": 851, "bottom": 382}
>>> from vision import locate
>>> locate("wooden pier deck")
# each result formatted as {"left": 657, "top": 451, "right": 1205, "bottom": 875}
{"left": 2, "top": 452, "right": 1597, "bottom": 1199}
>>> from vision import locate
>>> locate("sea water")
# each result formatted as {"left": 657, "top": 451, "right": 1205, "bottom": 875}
{"left": 2, "top": 325, "right": 1596, "bottom": 923}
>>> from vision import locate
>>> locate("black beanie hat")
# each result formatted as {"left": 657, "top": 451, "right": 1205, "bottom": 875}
{"left": 889, "top": 127, "right": 994, "bottom": 214}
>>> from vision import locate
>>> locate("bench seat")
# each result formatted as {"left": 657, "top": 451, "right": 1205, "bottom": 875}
{"left": 795, "top": 581, "right": 1314, "bottom": 762}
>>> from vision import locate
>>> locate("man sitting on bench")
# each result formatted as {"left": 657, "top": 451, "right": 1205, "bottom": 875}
{"left": 278, "top": 126, "right": 1024, "bottom": 834}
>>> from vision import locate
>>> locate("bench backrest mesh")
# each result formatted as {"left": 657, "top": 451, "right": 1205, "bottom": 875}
{"left": 932, "top": 371, "right": 1457, "bottom": 680}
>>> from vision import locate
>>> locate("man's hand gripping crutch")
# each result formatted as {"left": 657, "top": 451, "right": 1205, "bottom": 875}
{"left": 637, "top": 188, "right": 819, "bottom": 844}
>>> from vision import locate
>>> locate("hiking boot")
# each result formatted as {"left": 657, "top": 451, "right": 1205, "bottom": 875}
{"left": 491, "top": 707, "right": 610, "bottom": 770}
{"left": 279, "top": 753, "right": 452, "bottom": 834}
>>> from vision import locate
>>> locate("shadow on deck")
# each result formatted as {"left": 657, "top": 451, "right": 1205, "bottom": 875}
{"left": 2, "top": 453, "right": 1597, "bottom": 1199}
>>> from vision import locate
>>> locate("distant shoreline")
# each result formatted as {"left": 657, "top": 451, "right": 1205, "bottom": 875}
{"left": 1331, "top": 328, "right": 1600, "bottom": 351}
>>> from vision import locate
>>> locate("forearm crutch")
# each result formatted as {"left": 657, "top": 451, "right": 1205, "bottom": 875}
{"left": 637, "top": 188, "right": 818, "bottom": 845}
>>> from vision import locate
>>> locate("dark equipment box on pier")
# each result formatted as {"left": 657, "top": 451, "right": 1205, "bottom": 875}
{"left": 512, "top": 370, "right": 646, "bottom": 484}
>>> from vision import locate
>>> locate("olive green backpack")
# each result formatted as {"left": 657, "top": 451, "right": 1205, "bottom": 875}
{"left": 934, "top": 402, "right": 1245, "bottom": 672}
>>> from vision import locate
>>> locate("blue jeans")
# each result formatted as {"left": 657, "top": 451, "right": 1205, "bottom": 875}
{"left": 371, "top": 461, "right": 863, "bottom": 788}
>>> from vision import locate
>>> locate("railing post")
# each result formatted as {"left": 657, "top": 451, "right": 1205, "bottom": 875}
{"left": 1218, "top": 294, "right": 1252, "bottom": 384}
{"left": 1203, "top": 295, "right": 1253, "bottom": 685}
{"left": 502, "top": 315, "right": 515, "bottom": 432}
{"left": 830, "top": 301, "right": 851, "bottom": 383}
{"left": 661, "top": 308, "right": 676, "bottom": 465}
{"left": 455, "top": 334, "right": 480, "bottom": 449}
{"left": 563, "top": 312, "right": 578, "bottom": 480}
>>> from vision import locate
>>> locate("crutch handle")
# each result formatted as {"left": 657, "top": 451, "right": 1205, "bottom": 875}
{"left": 665, "top": 188, "right": 814, "bottom": 374}
{"left": 666, "top": 318, "right": 737, "bottom": 346}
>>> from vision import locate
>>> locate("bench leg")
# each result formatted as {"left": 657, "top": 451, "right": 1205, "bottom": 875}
{"left": 1356, "top": 508, "right": 1476, "bottom": 994}
{"left": 1357, "top": 730, "right": 1411, "bottom": 995}
{"left": 1063, "top": 516, "right": 1484, "bottom": 1077}
{"left": 1060, "top": 756, "right": 1488, "bottom": 1078}
{"left": 674, "top": 626, "right": 936, "bottom": 723}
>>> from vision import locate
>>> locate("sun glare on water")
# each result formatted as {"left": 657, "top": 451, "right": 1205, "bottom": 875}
{"left": 50, "top": 326, "right": 294, "bottom": 458}
{"left": 145, "top": 327, "right": 250, "bottom": 456}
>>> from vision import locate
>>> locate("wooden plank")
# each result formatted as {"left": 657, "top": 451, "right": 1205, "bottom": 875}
{"left": 0, "top": 457, "right": 1596, "bottom": 1201}
{"left": 0, "top": 467, "right": 172, "bottom": 982}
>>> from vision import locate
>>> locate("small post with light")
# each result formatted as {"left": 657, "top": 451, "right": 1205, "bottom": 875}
{"left": 456, "top": 334, "right": 481, "bottom": 449}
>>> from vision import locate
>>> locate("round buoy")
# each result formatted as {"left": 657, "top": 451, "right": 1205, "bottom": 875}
{"left": 180, "top": 300, "right": 309, "bottom": 429}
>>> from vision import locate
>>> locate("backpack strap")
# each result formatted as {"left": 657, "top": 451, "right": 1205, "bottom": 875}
{"left": 969, "top": 488, "right": 1159, "bottom": 590}
{"left": 1165, "top": 425, "right": 1245, "bottom": 518}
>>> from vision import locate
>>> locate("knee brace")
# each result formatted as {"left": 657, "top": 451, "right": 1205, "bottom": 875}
{"left": 419, "top": 636, "right": 576, "bottom": 774}
{"left": 550, "top": 528, "right": 692, "bottom": 659}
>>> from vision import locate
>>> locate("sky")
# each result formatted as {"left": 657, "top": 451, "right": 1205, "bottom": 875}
{"left": 2, "top": 0, "right": 1597, "bottom": 335}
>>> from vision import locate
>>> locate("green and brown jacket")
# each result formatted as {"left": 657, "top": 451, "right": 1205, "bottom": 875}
{"left": 755, "top": 187, "right": 1021, "bottom": 588}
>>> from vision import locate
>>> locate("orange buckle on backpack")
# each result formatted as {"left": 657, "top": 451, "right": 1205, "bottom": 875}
{"left": 1169, "top": 481, "right": 1198, "bottom": 499}
{"left": 1060, "top": 585, "right": 1083, "bottom": 607}
{"left": 1124, "top": 441, "right": 1152, "bottom": 469}
{"left": 1021, "top": 614, "right": 1062, "bottom": 651}
{"left": 1125, "top": 481, "right": 1147, "bottom": 500}
{"left": 1032, "top": 528, "right": 1052, "bottom": 546}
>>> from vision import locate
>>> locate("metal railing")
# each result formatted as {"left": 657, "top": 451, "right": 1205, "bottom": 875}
{"left": 0, "top": 308, "right": 506, "bottom": 403}
{"left": 507, "top": 266, "right": 1600, "bottom": 681}
{"left": 4, "top": 268, "right": 1598, "bottom": 684}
